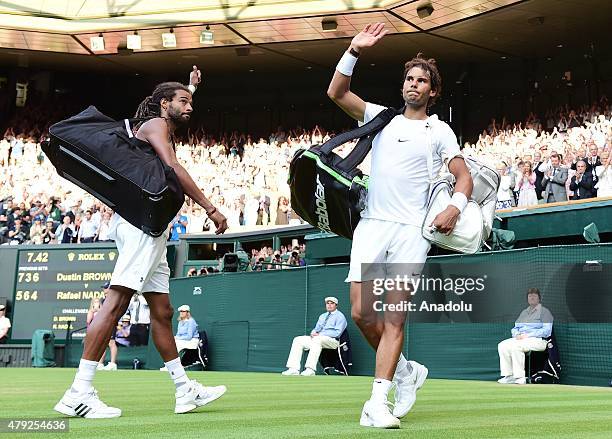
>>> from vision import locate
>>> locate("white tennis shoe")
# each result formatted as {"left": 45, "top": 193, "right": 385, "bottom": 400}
{"left": 359, "top": 399, "right": 400, "bottom": 429}
{"left": 175, "top": 380, "right": 226, "bottom": 414}
{"left": 54, "top": 388, "right": 121, "bottom": 418}
{"left": 393, "top": 361, "right": 428, "bottom": 418}
{"left": 497, "top": 376, "right": 516, "bottom": 384}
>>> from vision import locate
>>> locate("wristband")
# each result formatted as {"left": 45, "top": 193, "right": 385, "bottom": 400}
{"left": 206, "top": 207, "right": 217, "bottom": 217}
{"left": 336, "top": 51, "right": 358, "bottom": 77}
{"left": 449, "top": 192, "right": 468, "bottom": 213}
{"left": 187, "top": 84, "right": 197, "bottom": 94}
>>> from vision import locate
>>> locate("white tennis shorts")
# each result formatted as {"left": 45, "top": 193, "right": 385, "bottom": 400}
{"left": 109, "top": 215, "right": 170, "bottom": 294}
{"left": 345, "top": 218, "right": 431, "bottom": 282}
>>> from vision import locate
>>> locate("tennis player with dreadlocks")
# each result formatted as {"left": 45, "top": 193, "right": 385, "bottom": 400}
{"left": 54, "top": 66, "right": 228, "bottom": 418}
{"left": 328, "top": 24, "right": 472, "bottom": 428}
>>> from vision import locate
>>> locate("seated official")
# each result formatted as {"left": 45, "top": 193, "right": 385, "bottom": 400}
{"left": 282, "top": 296, "right": 347, "bottom": 376}
{"left": 0, "top": 304, "right": 11, "bottom": 344}
{"left": 175, "top": 304, "right": 199, "bottom": 353}
{"left": 114, "top": 315, "right": 132, "bottom": 347}
{"left": 498, "top": 288, "right": 553, "bottom": 385}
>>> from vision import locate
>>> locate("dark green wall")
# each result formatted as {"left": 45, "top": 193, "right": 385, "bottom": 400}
{"left": 155, "top": 243, "right": 612, "bottom": 386}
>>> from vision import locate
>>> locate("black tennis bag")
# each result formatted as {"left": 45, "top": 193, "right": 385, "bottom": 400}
{"left": 289, "top": 108, "right": 399, "bottom": 239}
{"left": 42, "top": 106, "right": 184, "bottom": 237}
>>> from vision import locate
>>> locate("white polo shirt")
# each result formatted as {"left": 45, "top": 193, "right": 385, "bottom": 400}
{"left": 78, "top": 217, "right": 98, "bottom": 239}
{"left": 360, "top": 102, "right": 461, "bottom": 227}
{"left": 0, "top": 316, "right": 11, "bottom": 334}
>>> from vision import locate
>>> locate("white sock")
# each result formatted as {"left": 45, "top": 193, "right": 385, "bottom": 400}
{"left": 371, "top": 378, "right": 393, "bottom": 403}
{"left": 70, "top": 359, "right": 98, "bottom": 394}
{"left": 393, "top": 354, "right": 413, "bottom": 382}
{"left": 165, "top": 358, "right": 189, "bottom": 390}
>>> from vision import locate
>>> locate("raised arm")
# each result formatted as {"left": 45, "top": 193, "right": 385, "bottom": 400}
{"left": 139, "top": 120, "right": 228, "bottom": 234}
{"left": 327, "top": 23, "right": 388, "bottom": 122}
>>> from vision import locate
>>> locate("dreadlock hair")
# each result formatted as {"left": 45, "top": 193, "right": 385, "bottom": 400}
{"left": 403, "top": 53, "right": 442, "bottom": 108}
{"left": 134, "top": 81, "right": 191, "bottom": 119}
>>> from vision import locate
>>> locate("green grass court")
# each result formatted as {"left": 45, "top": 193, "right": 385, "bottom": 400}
{"left": 1, "top": 369, "right": 611, "bottom": 438}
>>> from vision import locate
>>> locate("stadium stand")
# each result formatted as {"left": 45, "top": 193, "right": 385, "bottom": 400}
{"left": 1, "top": 98, "right": 610, "bottom": 245}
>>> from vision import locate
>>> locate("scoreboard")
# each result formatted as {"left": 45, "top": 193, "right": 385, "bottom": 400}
{"left": 11, "top": 247, "right": 117, "bottom": 340}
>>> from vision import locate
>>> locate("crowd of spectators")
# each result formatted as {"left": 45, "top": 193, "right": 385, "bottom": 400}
{"left": 1, "top": 98, "right": 611, "bottom": 246}
{"left": 186, "top": 243, "right": 307, "bottom": 276}
{"left": 465, "top": 98, "right": 612, "bottom": 208}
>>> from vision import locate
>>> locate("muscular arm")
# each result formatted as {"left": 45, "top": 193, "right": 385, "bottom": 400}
{"left": 431, "top": 157, "right": 473, "bottom": 234}
{"left": 137, "top": 119, "right": 228, "bottom": 233}
{"left": 138, "top": 119, "right": 215, "bottom": 213}
{"left": 449, "top": 157, "right": 473, "bottom": 199}
{"left": 326, "top": 23, "right": 387, "bottom": 122}
{"left": 327, "top": 67, "right": 366, "bottom": 122}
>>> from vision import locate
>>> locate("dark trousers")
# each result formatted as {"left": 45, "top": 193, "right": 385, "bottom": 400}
{"left": 128, "top": 324, "right": 150, "bottom": 346}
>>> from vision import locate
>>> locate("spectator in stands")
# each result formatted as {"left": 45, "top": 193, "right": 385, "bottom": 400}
{"left": 29, "top": 199, "right": 46, "bottom": 221}
{"left": 173, "top": 304, "right": 199, "bottom": 354}
{"left": 187, "top": 205, "right": 206, "bottom": 234}
{"left": 256, "top": 192, "right": 271, "bottom": 226}
{"left": 128, "top": 294, "right": 150, "bottom": 346}
{"left": 6, "top": 205, "right": 23, "bottom": 231}
{"left": 533, "top": 152, "right": 545, "bottom": 203}
{"left": 0, "top": 138, "right": 9, "bottom": 166}
{"left": 114, "top": 315, "right": 132, "bottom": 347}
{"left": 541, "top": 154, "right": 568, "bottom": 203}
{"left": 8, "top": 218, "right": 27, "bottom": 244}
{"left": 570, "top": 160, "right": 596, "bottom": 200}
{"left": 497, "top": 288, "right": 553, "bottom": 385}
{"left": 29, "top": 217, "right": 44, "bottom": 245}
{"left": 0, "top": 199, "right": 13, "bottom": 232}
{"left": 516, "top": 161, "right": 538, "bottom": 207}
{"left": 275, "top": 196, "right": 290, "bottom": 225}
{"left": 567, "top": 110, "right": 582, "bottom": 129}
{"left": 54, "top": 215, "right": 75, "bottom": 244}
{"left": 72, "top": 214, "right": 82, "bottom": 243}
{"left": 0, "top": 304, "right": 11, "bottom": 344}
{"left": 96, "top": 211, "right": 113, "bottom": 242}
{"left": 77, "top": 210, "right": 97, "bottom": 243}
{"left": 47, "top": 198, "right": 62, "bottom": 224}
{"left": 495, "top": 162, "right": 515, "bottom": 209}
{"left": 41, "top": 218, "right": 56, "bottom": 244}
{"left": 287, "top": 250, "right": 302, "bottom": 267}
{"left": 586, "top": 144, "right": 602, "bottom": 170}
{"left": 170, "top": 209, "right": 189, "bottom": 241}
{"left": 595, "top": 152, "right": 612, "bottom": 197}
{"left": 271, "top": 251, "right": 283, "bottom": 270}
{"left": 252, "top": 256, "right": 265, "bottom": 271}
{"left": 571, "top": 147, "right": 588, "bottom": 171}
{"left": 587, "top": 145, "right": 602, "bottom": 197}
{"left": 282, "top": 297, "right": 347, "bottom": 376}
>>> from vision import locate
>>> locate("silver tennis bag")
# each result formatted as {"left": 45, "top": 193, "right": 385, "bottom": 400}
{"left": 421, "top": 116, "right": 500, "bottom": 253}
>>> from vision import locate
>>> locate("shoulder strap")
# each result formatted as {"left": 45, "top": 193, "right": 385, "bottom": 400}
{"left": 425, "top": 119, "right": 435, "bottom": 181}
{"left": 319, "top": 107, "right": 400, "bottom": 173}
